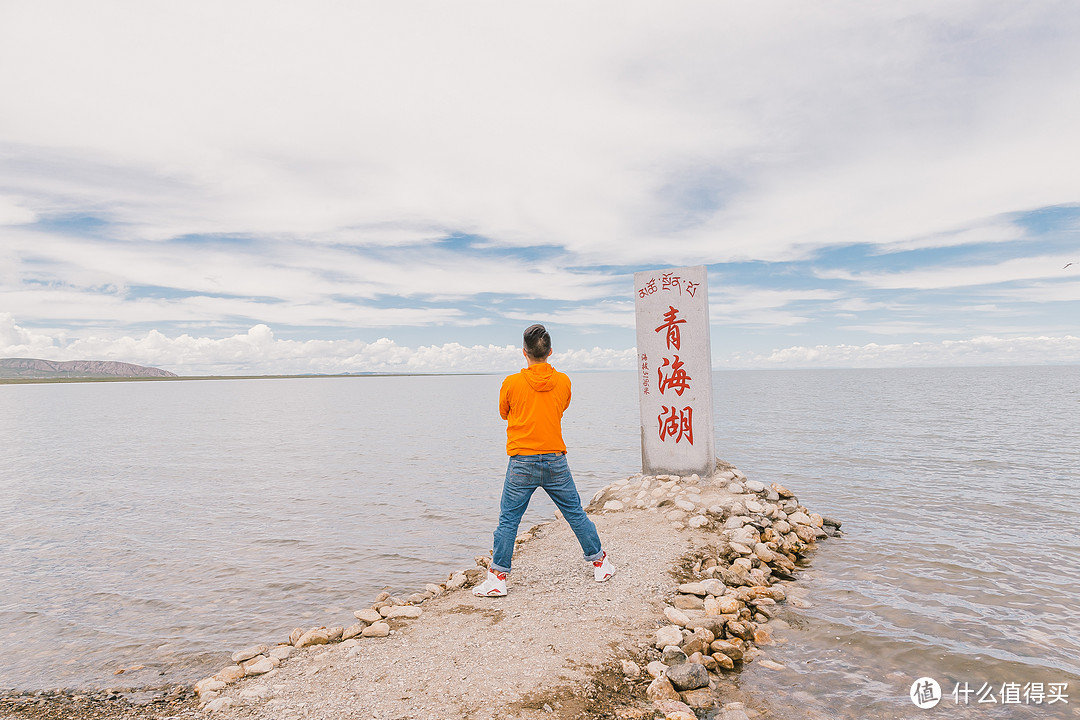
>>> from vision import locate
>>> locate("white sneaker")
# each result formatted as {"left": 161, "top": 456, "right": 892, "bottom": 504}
{"left": 593, "top": 552, "right": 615, "bottom": 582}
{"left": 473, "top": 568, "right": 507, "bottom": 597}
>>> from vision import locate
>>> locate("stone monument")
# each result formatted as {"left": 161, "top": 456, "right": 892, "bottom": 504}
{"left": 634, "top": 265, "right": 715, "bottom": 477}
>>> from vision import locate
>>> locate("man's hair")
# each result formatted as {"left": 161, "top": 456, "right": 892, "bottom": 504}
{"left": 523, "top": 324, "right": 552, "bottom": 360}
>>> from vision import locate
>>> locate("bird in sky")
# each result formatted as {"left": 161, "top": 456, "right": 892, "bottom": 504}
{"left": 1066, "top": 262, "right": 1075, "bottom": 269}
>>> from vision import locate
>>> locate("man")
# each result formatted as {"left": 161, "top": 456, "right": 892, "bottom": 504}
{"left": 474, "top": 324, "right": 614, "bottom": 597}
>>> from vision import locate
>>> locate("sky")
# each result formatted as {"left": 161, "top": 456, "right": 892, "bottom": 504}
{"left": 1, "top": 1, "right": 1078, "bottom": 375}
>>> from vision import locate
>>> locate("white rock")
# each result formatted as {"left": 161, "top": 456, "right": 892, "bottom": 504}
{"left": 216, "top": 665, "right": 245, "bottom": 683}
{"left": 687, "top": 515, "right": 708, "bottom": 528}
{"left": 424, "top": 583, "right": 444, "bottom": 596}
{"left": 646, "top": 660, "right": 668, "bottom": 679}
{"left": 718, "top": 471, "right": 736, "bottom": 480}
{"left": 727, "top": 482, "right": 745, "bottom": 494}
{"left": 353, "top": 608, "right": 383, "bottom": 624}
{"left": 664, "top": 606, "right": 691, "bottom": 626}
{"left": 678, "top": 582, "right": 707, "bottom": 596}
{"left": 674, "top": 499, "right": 696, "bottom": 513}
{"left": 700, "top": 578, "right": 726, "bottom": 596}
{"left": 295, "top": 628, "right": 329, "bottom": 648}
{"left": 789, "top": 511, "right": 812, "bottom": 525}
{"left": 446, "top": 572, "right": 468, "bottom": 589}
{"left": 650, "top": 486, "right": 669, "bottom": 498}
{"left": 194, "top": 678, "right": 226, "bottom": 696}
{"left": 724, "top": 516, "right": 750, "bottom": 529}
{"left": 361, "top": 621, "right": 390, "bottom": 638}
{"left": 384, "top": 606, "right": 422, "bottom": 619}
{"left": 244, "top": 657, "right": 275, "bottom": 676}
{"left": 621, "top": 660, "right": 641, "bottom": 677}
{"left": 718, "top": 596, "right": 741, "bottom": 614}
{"left": 603, "top": 500, "right": 624, "bottom": 511}
{"left": 729, "top": 529, "right": 759, "bottom": 547}
{"left": 730, "top": 542, "right": 752, "bottom": 555}
{"left": 744, "top": 500, "right": 764, "bottom": 514}
{"left": 655, "top": 625, "right": 683, "bottom": 648}
{"left": 687, "top": 474, "right": 701, "bottom": 484}
{"left": 745, "top": 480, "right": 765, "bottom": 493}
{"left": 268, "top": 645, "right": 293, "bottom": 661}
{"left": 231, "top": 644, "right": 269, "bottom": 664}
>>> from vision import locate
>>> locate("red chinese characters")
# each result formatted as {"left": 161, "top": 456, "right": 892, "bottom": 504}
{"left": 653, "top": 306, "right": 694, "bottom": 444}
{"left": 655, "top": 306, "right": 686, "bottom": 351}
{"left": 657, "top": 355, "right": 691, "bottom": 396}
{"left": 658, "top": 405, "right": 693, "bottom": 445}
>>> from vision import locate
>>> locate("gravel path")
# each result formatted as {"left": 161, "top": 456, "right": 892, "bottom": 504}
{"left": 210, "top": 507, "right": 689, "bottom": 720}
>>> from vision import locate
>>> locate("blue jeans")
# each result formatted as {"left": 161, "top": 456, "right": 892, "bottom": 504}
{"left": 490, "top": 453, "right": 604, "bottom": 573}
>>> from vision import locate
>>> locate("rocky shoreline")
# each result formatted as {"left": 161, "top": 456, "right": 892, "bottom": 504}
{"left": 1, "top": 459, "right": 839, "bottom": 720}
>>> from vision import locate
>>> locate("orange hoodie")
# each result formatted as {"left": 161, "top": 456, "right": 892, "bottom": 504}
{"left": 500, "top": 363, "right": 571, "bottom": 456}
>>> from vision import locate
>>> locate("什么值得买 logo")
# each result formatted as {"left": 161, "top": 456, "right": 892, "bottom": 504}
{"left": 910, "top": 677, "right": 941, "bottom": 708}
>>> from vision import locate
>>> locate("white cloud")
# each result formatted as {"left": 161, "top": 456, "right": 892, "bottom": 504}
{"left": 0, "top": 312, "right": 57, "bottom": 355}
{"left": 710, "top": 288, "right": 841, "bottom": 327}
{"left": 820, "top": 254, "right": 1077, "bottom": 290}
{"left": 8, "top": 312, "right": 1075, "bottom": 375}
{"left": 872, "top": 219, "right": 1026, "bottom": 254}
{"left": 503, "top": 301, "right": 636, "bottom": 329}
{"left": 836, "top": 321, "right": 964, "bottom": 336}
{"left": 0, "top": 195, "right": 36, "bottom": 225}
{"left": 729, "top": 335, "right": 1080, "bottom": 368}
{"left": 0, "top": 314, "right": 633, "bottom": 375}
{"left": 1, "top": 228, "right": 625, "bottom": 329}
{"left": 991, "top": 279, "right": 1080, "bottom": 303}
{"left": 1, "top": 2, "right": 1079, "bottom": 361}
{"left": 1, "top": 2, "right": 1078, "bottom": 265}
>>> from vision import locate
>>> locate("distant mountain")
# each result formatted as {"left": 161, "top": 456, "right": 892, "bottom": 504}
{"left": 0, "top": 358, "right": 178, "bottom": 379}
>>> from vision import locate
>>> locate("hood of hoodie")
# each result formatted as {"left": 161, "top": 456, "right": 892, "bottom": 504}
{"left": 521, "top": 363, "right": 557, "bottom": 391}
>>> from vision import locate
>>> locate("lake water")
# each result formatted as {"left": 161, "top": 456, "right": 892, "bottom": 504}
{"left": 1, "top": 367, "right": 1078, "bottom": 718}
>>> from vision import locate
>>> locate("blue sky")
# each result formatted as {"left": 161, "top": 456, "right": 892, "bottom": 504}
{"left": 1, "top": 2, "right": 1078, "bottom": 374}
